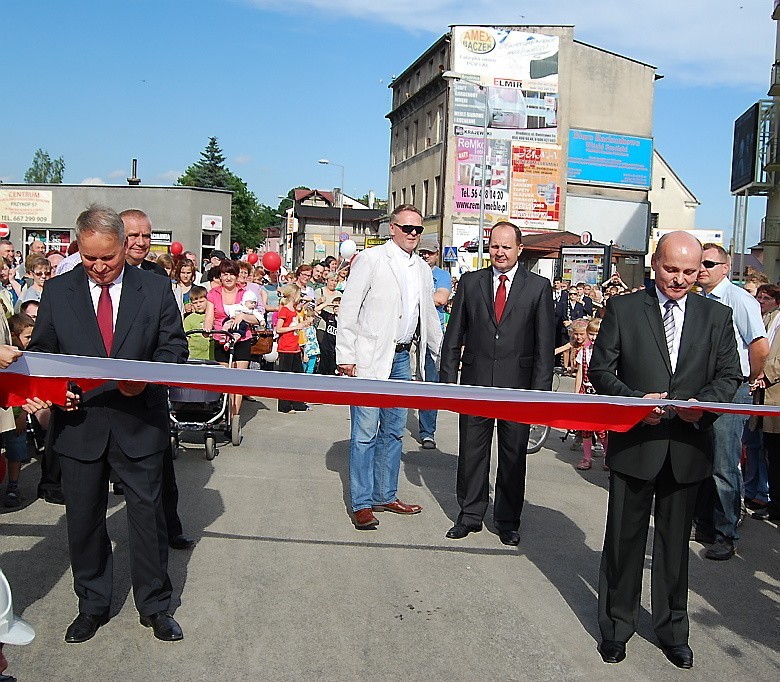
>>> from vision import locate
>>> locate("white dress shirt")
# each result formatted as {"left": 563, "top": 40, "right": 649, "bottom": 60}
{"left": 656, "top": 286, "right": 687, "bottom": 373}
{"left": 492, "top": 262, "right": 519, "bottom": 299}
{"left": 87, "top": 269, "right": 124, "bottom": 331}
{"left": 387, "top": 239, "right": 420, "bottom": 344}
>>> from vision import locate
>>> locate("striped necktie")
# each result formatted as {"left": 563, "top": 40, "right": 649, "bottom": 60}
{"left": 663, "top": 299, "right": 677, "bottom": 357}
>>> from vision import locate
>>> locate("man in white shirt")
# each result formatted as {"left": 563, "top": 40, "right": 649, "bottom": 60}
{"left": 336, "top": 205, "right": 443, "bottom": 530}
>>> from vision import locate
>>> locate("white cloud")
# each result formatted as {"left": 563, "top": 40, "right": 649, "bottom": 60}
{"left": 107, "top": 169, "right": 126, "bottom": 179}
{"left": 246, "top": 0, "right": 775, "bottom": 88}
{"left": 80, "top": 177, "right": 105, "bottom": 185}
{"left": 234, "top": 154, "right": 252, "bottom": 165}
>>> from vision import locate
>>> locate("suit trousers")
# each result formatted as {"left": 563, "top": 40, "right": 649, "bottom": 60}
{"left": 59, "top": 434, "right": 172, "bottom": 617}
{"left": 598, "top": 456, "right": 700, "bottom": 646}
{"left": 277, "top": 351, "right": 308, "bottom": 412}
{"left": 456, "top": 415, "right": 530, "bottom": 530}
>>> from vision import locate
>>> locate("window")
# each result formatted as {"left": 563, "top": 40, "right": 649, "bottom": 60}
{"left": 392, "top": 129, "right": 399, "bottom": 165}
{"left": 422, "top": 180, "right": 429, "bottom": 216}
{"left": 433, "top": 175, "right": 440, "bottom": 213}
{"left": 436, "top": 104, "right": 444, "bottom": 143}
{"left": 410, "top": 184, "right": 416, "bottom": 206}
{"left": 426, "top": 111, "right": 432, "bottom": 148}
{"left": 24, "top": 228, "right": 74, "bottom": 256}
{"left": 402, "top": 187, "right": 407, "bottom": 204}
{"left": 404, "top": 125, "right": 409, "bottom": 160}
{"left": 660, "top": 177, "right": 666, "bottom": 189}
{"left": 391, "top": 191, "right": 397, "bottom": 211}
{"left": 650, "top": 213, "right": 659, "bottom": 231}
{"left": 412, "top": 120, "right": 418, "bottom": 156}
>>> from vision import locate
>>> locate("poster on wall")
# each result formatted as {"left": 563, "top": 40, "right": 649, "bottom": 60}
{"left": 567, "top": 130, "right": 653, "bottom": 189}
{"left": 509, "top": 144, "right": 562, "bottom": 228}
{"left": 453, "top": 135, "right": 510, "bottom": 217}
{"left": 0, "top": 189, "right": 53, "bottom": 224}
{"left": 561, "top": 246, "right": 608, "bottom": 286}
{"left": 451, "top": 26, "right": 559, "bottom": 145}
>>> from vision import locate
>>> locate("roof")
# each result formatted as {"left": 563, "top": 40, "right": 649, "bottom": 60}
{"left": 294, "top": 205, "right": 382, "bottom": 223}
{"left": 294, "top": 188, "right": 334, "bottom": 204}
{"left": 521, "top": 230, "right": 635, "bottom": 257}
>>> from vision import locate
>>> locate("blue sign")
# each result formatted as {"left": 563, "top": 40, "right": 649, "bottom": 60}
{"left": 567, "top": 129, "right": 653, "bottom": 189}
{"left": 443, "top": 246, "right": 458, "bottom": 262}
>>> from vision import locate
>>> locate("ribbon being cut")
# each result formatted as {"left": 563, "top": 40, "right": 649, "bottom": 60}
{"left": 1, "top": 352, "right": 778, "bottom": 433}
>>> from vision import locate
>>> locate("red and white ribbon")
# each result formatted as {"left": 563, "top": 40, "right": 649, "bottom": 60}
{"left": 0, "top": 352, "right": 777, "bottom": 433}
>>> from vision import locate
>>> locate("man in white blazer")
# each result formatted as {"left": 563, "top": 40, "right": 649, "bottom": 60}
{"left": 337, "top": 204, "right": 443, "bottom": 529}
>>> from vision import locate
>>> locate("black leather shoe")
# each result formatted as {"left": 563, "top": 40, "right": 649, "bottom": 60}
{"left": 112, "top": 482, "right": 124, "bottom": 496}
{"left": 598, "top": 639, "right": 626, "bottom": 664}
{"left": 499, "top": 530, "right": 521, "bottom": 546}
{"left": 705, "top": 539, "right": 736, "bottom": 561}
{"left": 445, "top": 523, "right": 482, "bottom": 539}
{"left": 38, "top": 489, "right": 65, "bottom": 505}
{"left": 168, "top": 534, "right": 196, "bottom": 550}
{"left": 140, "top": 611, "right": 183, "bottom": 641}
{"left": 661, "top": 643, "right": 693, "bottom": 669}
{"left": 64, "top": 611, "right": 109, "bottom": 643}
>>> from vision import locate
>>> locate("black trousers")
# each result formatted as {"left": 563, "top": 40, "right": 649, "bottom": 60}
{"left": 763, "top": 432, "right": 780, "bottom": 513}
{"left": 59, "top": 434, "right": 171, "bottom": 617}
{"left": 277, "top": 351, "right": 307, "bottom": 412}
{"left": 598, "top": 456, "right": 700, "bottom": 646}
{"left": 456, "top": 415, "right": 530, "bottom": 530}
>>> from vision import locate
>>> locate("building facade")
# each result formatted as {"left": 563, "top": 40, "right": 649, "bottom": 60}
{"left": 0, "top": 183, "right": 232, "bottom": 262}
{"left": 387, "top": 25, "right": 659, "bottom": 282}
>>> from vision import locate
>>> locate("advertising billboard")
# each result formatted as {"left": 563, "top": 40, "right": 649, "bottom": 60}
{"left": 567, "top": 129, "right": 653, "bottom": 189}
{"left": 730, "top": 102, "right": 760, "bottom": 193}
{"left": 510, "top": 144, "right": 562, "bottom": 228}
{"left": 451, "top": 27, "right": 559, "bottom": 145}
{"left": 0, "top": 189, "right": 53, "bottom": 224}
{"left": 453, "top": 135, "right": 510, "bottom": 217}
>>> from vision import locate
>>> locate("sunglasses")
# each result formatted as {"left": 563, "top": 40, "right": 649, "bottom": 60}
{"left": 393, "top": 223, "right": 424, "bottom": 235}
{"left": 701, "top": 260, "right": 727, "bottom": 269}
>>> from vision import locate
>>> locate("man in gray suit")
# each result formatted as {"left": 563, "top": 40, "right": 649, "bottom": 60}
{"left": 440, "top": 221, "right": 555, "bottom": 546}
{"left": 589, "top": 231, "right": 741, "bottom": 669}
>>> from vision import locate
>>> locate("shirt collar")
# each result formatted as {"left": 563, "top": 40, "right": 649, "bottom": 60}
{"left": 87, "top": 267, "right": 124, "bottom": 289}
{"left": 655, "top": 285, "right": 687, "bottom": 314}
{"left": 387, "top": 238, "right": 413, "bottom": 261}
{"left": 707, "top": 277, "right": 731, "bottom": 299}
{"left": 492, "top": 262, "right": 518, "bottom": 283}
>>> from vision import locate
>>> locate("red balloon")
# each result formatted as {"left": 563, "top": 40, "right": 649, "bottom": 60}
{"left": 170, "top": 241, "right": 183, "bottom": 256}
{"left": 247, "top": 252, "right": 259, "bottom": 265}
{"left": 262, "top": 251, "right": 281, "bottom": 271}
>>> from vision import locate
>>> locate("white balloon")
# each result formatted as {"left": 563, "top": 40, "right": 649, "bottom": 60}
{"left": 340, "top": 239, "right": 357, "bottom": 259}
{"left": 263, "top": 343, "right": 278, "bottom": 363}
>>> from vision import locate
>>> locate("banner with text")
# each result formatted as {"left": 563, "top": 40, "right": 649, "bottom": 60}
{"left": 510, "top": 144, "right": 562, "bottom": 228}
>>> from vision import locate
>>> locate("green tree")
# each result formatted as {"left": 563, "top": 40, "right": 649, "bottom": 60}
{"left": 24, "top": 148, "right": 65, "bottom": 183}
{"left": 178, "top": 137, "right": 274, "bottom": 248}
{"left": 277, "top": 186, "right": 310, "bottom": 214}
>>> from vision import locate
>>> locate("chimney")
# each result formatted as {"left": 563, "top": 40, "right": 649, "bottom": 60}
{"left": 127, "top": 158, "right": 141, "bottom": 186}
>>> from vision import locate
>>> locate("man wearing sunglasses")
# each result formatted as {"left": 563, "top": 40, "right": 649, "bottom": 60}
{"left": 336, "top": 204, "right": 443, "bottom": 530}
{"left": 692, "top": 243, "right": 769, "bottom": 561}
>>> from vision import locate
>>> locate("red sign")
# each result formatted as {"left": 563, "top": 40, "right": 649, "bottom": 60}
{"left": 0, "top": 224, "right": 9, "bottom": 238}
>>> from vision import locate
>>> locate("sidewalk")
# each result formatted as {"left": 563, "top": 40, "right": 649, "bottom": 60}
{"left": 2, "top": 398, "right": 779, "bottom": 681}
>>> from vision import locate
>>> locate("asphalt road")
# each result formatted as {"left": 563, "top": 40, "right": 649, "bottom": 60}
{"left": 2, "top": 390, "right": 779, "bottom": 681}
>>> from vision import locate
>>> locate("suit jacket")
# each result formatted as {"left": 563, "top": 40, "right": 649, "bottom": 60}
{"left": 589, "top": 287, "right": 742, "bottom": 484}
{"left": 440, "top": 265, "right": 554, "bottom": 390}
{"left": 336, "top": 241, "right": 442, "bottom": 380}
{"left": 28, "top": 264, "right": 188, "bottom": 460}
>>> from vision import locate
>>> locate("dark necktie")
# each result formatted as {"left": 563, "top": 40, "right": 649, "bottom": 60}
{"left": 97, "top": 283, "right": 114, "bottom": 353}
{"left": 663, "top": 299, "right": 677, "bottom": 358}
{"left": 495, "top": 274, "right": 508, "bottom": 322}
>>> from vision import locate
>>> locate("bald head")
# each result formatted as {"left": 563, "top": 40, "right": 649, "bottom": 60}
{"left": 652, "top": 231, "right": 703, "bottom": 301}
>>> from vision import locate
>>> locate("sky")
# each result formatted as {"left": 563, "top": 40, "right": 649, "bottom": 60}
{"left": 1, "top": 0, "right": 776, "bottom": 245}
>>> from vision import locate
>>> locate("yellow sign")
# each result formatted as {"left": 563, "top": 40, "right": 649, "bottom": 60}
{"left": 0, "top": 189, "right": 53, "bottom": 224}
{"left": 364, "top": 237, "right": 387, "bottom": 248}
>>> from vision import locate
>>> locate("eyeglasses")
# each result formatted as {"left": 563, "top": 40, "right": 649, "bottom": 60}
{"left": 701, "top": 260, "right": 727, "bottom": 269}
{"left": 393, "top": 223, "right": 424, "bottom": 235}
{"left": 419, "top": 251, "right": 435, "bottom": 256}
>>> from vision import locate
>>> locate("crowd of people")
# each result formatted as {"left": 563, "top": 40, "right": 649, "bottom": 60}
{"left": 0, "top": 204, "right": 777, "bottom": 673}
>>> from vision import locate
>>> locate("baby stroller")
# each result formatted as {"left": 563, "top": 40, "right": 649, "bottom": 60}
{"left": 169, "top": 330, "right": 243, "bottom": 460}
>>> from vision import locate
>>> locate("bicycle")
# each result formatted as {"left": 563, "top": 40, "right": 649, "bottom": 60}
{"left": 526, "top": 367, "right": 563, "bottom": 454}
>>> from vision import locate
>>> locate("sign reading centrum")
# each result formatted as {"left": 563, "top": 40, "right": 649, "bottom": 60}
{"left": 0, "top": 189, "right": 53, "bottom": 224}
{"left": 567, "top": 129, "right": 653, "bottom": 189}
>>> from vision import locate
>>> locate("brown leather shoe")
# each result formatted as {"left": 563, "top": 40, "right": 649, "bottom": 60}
{"left": 372, "top": 499, "right": 422, "bottom": 514}
{"left": 353, "top": 508, "right": 379, "bottom": 529}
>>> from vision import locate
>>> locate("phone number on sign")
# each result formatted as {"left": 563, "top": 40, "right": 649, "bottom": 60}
{"left": 0, "top": 215, "right": 49, "bottom": 223}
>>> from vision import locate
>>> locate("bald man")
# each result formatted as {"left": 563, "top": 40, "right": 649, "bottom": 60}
{"left": 589, "top": 231, "right": 741, "bottom": 669}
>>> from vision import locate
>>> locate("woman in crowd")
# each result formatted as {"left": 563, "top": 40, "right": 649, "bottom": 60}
{"left": 205, "top": 259, "right": 256, "bottom": 418}
{"left": 174, "top": 258, "right": 197, "bottom": 316}
{"left": 336, "top": 266, "right": 349, "bottom": 292}
{"left": 294, "top": 264, "right": 315, "bottom": 301}
{"left": 16, "top": 256, "right": 51, "bottom": 312}
{"left": 156, "top": 253, "right": 175, "bottom": 280}
{"left": 315, "top": 272, "right": 341, "bottom": 313}
{"left": 261, "top": 267, "right": 282, "bottom": 329}
{"left": 237, "top": 261, "right": 262, "bottom": 299}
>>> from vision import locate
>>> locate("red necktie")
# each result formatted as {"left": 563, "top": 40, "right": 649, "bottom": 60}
{"left": 495, "top": 274, "right": 508, "bottom": 322}
{"left": 97, "top": 283, "right": 114, "bottom": 354}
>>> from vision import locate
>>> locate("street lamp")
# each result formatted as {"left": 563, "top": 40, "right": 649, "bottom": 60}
{"left": 442, "top": 71, "right": 489, "bottom": 269}
{"left": 319, "top": 158, "right": 345, "bottom": 258}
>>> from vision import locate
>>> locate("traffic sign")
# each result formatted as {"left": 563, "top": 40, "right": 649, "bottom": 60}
{"left": 232, "top": 241, "right": 241, "bottom": 255}
{"left": 0, "top": 224, "right": 9, "bottom": 239}
{"left": 443, "top": 246, "right": 458, "bottom": 262}
{"left": 339, "top": 232, "right": 349, "bottom": 242}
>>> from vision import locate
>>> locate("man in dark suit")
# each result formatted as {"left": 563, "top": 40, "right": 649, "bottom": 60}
{"left": 28, "top": 205, "right": 188, "bottom": 644}
{"left": 440, "top": 221, "right": 554, "bottom": 546}
{"left": 119, "top": 208, "right": 194, "bottom": 551}
{"left": 589, "top": 231, "right": 741, "bottom": 669}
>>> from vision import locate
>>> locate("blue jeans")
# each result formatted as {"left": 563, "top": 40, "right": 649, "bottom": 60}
{"left": 349, "top": 350, "right": 411, "bottom": 512}
{"left": 418, "top": 348, "right": 438, "bottom": 441}
{"left": 743, "top": 421, "right": 769, "bottom": 503}
{"left": 695, "top": 382, "right": 751, "bottom": 542}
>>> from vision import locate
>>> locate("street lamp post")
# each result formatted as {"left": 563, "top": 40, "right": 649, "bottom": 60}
{"left": 442, "top": 71, "right": 489, "bottom": 269}
{"left": 319, "top": 159, "right": 345, "bottom": 259}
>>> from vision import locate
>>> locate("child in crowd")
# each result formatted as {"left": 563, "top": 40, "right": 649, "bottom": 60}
{"left": 573, "top": 318, "right": 608, "bottom": 471}
{"left": 275, "top": 284, "right": 308, "bottom": 413}
{"left": 318, "top": 297, "right": 340, "bottom": 376}
{"left": 2, "top": 314, "right": 42, "bottom": 507}
{"left": 299, "top": 308, "right": 320, "bottom": 374}
{"left": 224, "top": 290, "right": 264, "bottom": 340}
{"left": 562, "top": 318, "right": 589, "bottom": 375}
{"left": 182, "top": 286, "right": 214, "bottom": 361}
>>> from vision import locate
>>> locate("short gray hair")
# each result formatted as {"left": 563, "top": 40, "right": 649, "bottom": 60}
{"left": 75, "top": 204, "right": 125, "bottom": 243}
